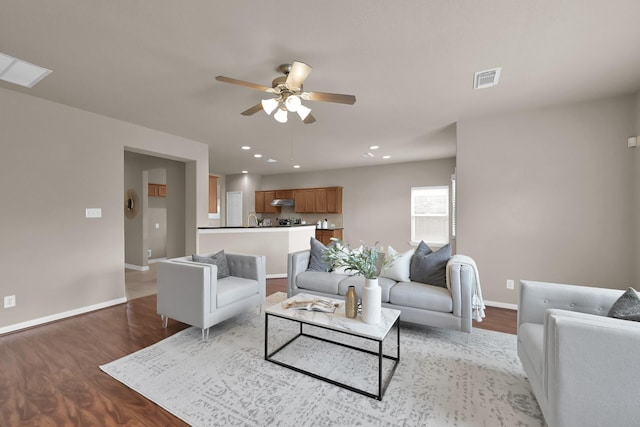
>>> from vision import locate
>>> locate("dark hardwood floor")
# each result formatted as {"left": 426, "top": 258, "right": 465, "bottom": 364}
{"left": 0, "top": 278, "right": 516, "bottom": 426}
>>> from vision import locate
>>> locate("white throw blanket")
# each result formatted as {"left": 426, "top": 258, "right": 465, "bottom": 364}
{"left": 449, "top": 255, "right": 486, "bottom": 322}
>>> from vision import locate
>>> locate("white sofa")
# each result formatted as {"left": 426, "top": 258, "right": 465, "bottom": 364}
{"left": 288, "top": 249, "right": 477, "bottom": 332}
{"left": 157, "top": 253, "right": 266, "bottom": 340}
{"left": 517, "top": 280, "right": 640, "bottom": 427}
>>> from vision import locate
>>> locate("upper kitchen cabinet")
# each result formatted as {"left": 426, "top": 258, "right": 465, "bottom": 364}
{"left": 314, "top": 188, "right": 327, "bottom": 213}
{"left": 275, "top": 190, "right": 294, "bottom": 199}
{"left": 326, "top": 187, "right": 342, "bottom": 213}
{"left": 255, "top": 190, "right": 281, "bottom": 214}
{"left": 208, "top": 175, "right": 218, "bottom": 213}
{"left": 293, "top": 187, "right": 342, "bottom": 213}
{"left": 148, "top": 183, "right": 167, "bottom": 198}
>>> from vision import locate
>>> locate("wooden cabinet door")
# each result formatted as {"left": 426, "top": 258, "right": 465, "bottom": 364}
{"left": 255, "top": 191, "right": 265, "bottom": 213}
{"left": 303, "top": 189, "right": 316, "bottom": 213}
{"left": 315, "top": 188, "right": 327, "bottom": 213}
{"left": 326, "top": 187, "right": 342, "bottom": 213}
{"left": 158, "top": 184, "right": 167, "bottom": 197}
{"left": 294, "top": 190, "right": 305, "bottom": 213}
{"left": 275, "top": 190, "right": 294, "bottom": 199}
{"left": 208, "top": 176, "right": 218, "bottom": 213}
{"left": 264, "top": 191, "right": 281, "bottom": 213}
{"left": 148, "top": 184, "right": 159, "bottom": 197}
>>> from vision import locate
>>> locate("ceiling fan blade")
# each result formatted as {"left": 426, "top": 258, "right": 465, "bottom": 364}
{"left": 285, "top": 61, "right": 312, "bottom": 90}
{"left": 303, "top": 91, "right": 356, "bottom": 105}
{"left": 215, "top": 75, "right": 270, "bottom": 91}
{"left": 303, "top": 113, "right": 316, "bottom": 124}
{"left": 241, "top": 103, "right": 264, "bottom": 116}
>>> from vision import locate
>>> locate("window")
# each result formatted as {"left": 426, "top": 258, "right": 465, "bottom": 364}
{"left": 411, "top": 186, "right": 449, "bottom": 245}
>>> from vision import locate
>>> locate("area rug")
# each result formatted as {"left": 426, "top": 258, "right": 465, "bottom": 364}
{"left": 100, "top": 293, "right": 545, "bottom": 426}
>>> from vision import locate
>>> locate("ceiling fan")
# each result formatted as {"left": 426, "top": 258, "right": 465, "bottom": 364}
{"left": 215, "top": 61, "right": 356, "bottom": 124}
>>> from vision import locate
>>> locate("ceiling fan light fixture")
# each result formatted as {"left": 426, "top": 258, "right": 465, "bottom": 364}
{"left": 261, "top": 98, "right": 279, "bottom": 115}
{"left": 274, "top": 107, "right": 288, "bottom": 123}
{"left": 296, "top": 104, "right": 312, "bottom": 121}
{"left": 285, "top": 95, "right": 302, "bottom": 112}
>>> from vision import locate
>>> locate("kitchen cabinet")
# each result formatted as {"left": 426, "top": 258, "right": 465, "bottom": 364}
{"left": 148, "top": 183, "right": 167, "bottom": 198}
{"left": 314, "top": 188, "right": 327, "bottom": 213}
{"left": 275, "top": 190, "right": 294, "bottom": 199}
{"left": 255, "top": 191, "right": 281, "bottom": 214}
{"left": 315, "top": 229, "right": 343, "bottom": 246}
{"left": 326, "top": 187, "right": 342, "bottom": 213}
{"left": 208, "top": 175, "right": 217, "bottom": 213}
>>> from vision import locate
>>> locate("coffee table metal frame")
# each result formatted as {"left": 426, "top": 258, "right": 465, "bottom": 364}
{"left": 264, "top": 304, "right": 400, "bottom": 401}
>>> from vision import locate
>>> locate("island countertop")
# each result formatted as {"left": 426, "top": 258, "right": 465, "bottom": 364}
{"left": 197, "top": 225, "right": 316, "bottom": 277}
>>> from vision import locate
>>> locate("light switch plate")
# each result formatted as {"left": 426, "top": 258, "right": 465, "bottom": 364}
{"left": 85, "top": 208, "right": 102, "bottom": 218}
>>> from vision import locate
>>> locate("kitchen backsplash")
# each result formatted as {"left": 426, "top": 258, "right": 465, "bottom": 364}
{"left": 260, "top": 207, "right": 343, "bottom": 228}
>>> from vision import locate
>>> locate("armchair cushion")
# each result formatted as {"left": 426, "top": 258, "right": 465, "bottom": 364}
{"left": 192, "top": 250, "right": 229, "bottom": 279}
{"left": 607, "top": 287, "right": 640, "bottom": 321}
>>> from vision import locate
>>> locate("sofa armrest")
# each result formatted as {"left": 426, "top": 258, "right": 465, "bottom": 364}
{"left": 157, "top": 261, "right": 215, "bottom": 328}
{"left": 288, "top": 250, "right": 310, "bottom": 296}
{"left": 543, "top": 309, "right": 640, "bottom": 427}
{"left": 518, "top": 280, "right": 623, "bottom": 328}
{"left": 447, "top": 257, "right": 474, "bottom": 332}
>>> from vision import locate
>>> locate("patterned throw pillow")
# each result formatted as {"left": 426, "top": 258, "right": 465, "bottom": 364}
{"left": 410, "top": 241, "right": 451, "bottom": 288}
{"left": 607, "top": 288, "right": 640, "bottom": 322}
{"left": 192, "top": 250, "right": 229, "bottom": 279}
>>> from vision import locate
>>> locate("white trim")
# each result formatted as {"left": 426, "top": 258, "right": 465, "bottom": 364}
{"left": 484, "top": 299, "right": 517, "bottom": 310}
{"left": 266, "top": 273, "right": 287, "bottom": 279}
{"left": 125, "top": 263, "right": 149, "bottom": 271}
{"left": 0, "top": 297, "right": 127, "bottom": 336}
{"left": 148, "top": 257, "right": 167, "bottom": 264}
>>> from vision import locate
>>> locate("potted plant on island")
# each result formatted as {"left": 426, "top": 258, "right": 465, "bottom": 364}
{"left": 322, "top": 239, "right": 395, "bottom": 324}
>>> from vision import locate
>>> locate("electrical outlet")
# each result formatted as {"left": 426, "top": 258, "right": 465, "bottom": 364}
{"left": 506, "top": 279, "right": 515, "bottom": 290}
{"left": 4, "top": 295, "right": 16, "bottom": 308}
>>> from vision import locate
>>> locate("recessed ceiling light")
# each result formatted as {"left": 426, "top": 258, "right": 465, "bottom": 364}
{"left": 361, "top": 152, "right": 374, "bottom": 158}
{"left": 241, "top": 146, "right": 251, "bottom": 150}
{"left": 293, "top": 165, "right": 301, "bottom": 169}
{"left": 382, "top": 155, "right": 391, "bottom": 159}
{"left": 265, "top": 158, "right": 277, "bottom": 163}
{"left": 369, "top": 145, "right": 379, "bottom": 150}
{"left": 242, "top": 170, "right": 248, "bottom": 174}
{"left": 253, "top": 154, "right": 262, "bottom": 158}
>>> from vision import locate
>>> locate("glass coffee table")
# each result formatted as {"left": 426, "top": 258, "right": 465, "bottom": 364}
{"left": 264, "top": 293, "right": 401, "bottom": 400}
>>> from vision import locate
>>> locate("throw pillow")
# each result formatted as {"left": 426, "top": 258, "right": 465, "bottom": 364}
{"left": 607, "top": 288, "right": 640, "bottom": 322}
{"left": 410, "top": 243, "right": 451, "bottom": 288}
{"left": 307, "top": 237, "right": 331, "bottom": 272}
{"left": 380, "top": 246, "right": 414, "bottom": 282}
{"left": 192, "top": 250, "right": 230, "bottom": 279}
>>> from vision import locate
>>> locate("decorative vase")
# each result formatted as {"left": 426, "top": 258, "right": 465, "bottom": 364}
{"left": 345, "top": 285, "right": 358, "bottom": 318}
{"left": 361, "top": 278, "right": 381, "bottom": 324}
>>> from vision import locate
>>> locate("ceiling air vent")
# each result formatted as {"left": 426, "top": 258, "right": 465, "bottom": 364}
{"left": 473, "top": 67, "right": 501, "bottom": 89}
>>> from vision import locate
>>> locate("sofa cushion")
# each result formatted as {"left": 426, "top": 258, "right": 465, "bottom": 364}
{"left": 410, "top": 242, "right": 451, "bottom": 288}
{"left": 296, "top": 271, "right": 345, "bottom": 294}
{"left": 216, "top": 276, "right": 259, "bottom": 308}
{"left": 193, "top": 250, "right": 229, "bottom": 279}
{"left": 307, "top": 237, "right": 332, "bottom": 272}
{"left": 380, "top": 246, "right": 414, "bottom": 282}
{"left": 608, "top": 288, "right": 640, "bottom": 321}
{"left": 338, "top": 276, "right": 396, "bottom": 303}
{"left": 517, "top": 322, "right": 544, "bottom": 382}
{"left": 389, "top": 281, "right": 453, "bottom": 312}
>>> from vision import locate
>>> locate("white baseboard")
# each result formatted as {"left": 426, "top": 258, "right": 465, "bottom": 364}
{"left": 125, "top": 263, "right": 149, "bottom": 271}
{"left": 148, "top": 258, "right": 167, "bottom": 264}
{"left": 266, "top": 273, "right": 287, "bottom": 279}
{"left": 484, "top": 300, "right": 518, "bottom": 310}
{"left": 0, "top": 297, "right": 127, "bottom": 336}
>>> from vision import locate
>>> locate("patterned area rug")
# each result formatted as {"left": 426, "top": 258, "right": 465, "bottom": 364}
{"left": 100, "top": 293, "right": 545, "bottom": 426}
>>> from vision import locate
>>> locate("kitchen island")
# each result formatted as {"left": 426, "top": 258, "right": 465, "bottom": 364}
{"left": 197, "top": 225, "right": 316, "bottom": 277}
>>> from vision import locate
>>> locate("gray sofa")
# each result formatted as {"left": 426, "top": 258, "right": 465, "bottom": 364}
{"left": 287, "top": 249, "right": 477, "bottom": 332}
{"left": 517, "top": 280, "right": 640, "bottom": 427}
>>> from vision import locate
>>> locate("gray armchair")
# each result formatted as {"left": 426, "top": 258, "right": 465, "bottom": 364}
{"left": 517, "top": 280, "right": 640, "bottom": 427}
{"left": 157, "top": 253, "right": 266, "bottom": 340}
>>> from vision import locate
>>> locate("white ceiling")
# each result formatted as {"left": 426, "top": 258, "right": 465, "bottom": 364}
{"left": 2, "top": 1, "right": 640, "bottom": 175}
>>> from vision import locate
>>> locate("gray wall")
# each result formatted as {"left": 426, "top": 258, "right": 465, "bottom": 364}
{"left": 0, "top": 88, "right": 209, "bottom": 331}
{"left": 457, "top": 94, "right": 637, "bottom": 305}
{"left": 261, "top": 159, "right": 456, "bottom": 252}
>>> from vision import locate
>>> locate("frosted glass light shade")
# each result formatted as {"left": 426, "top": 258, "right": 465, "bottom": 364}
{"left": 285, "top": 95, "right": 301, "bottom": 112}
{"left": 261, "top": 98, "right": 279, "bottom": 115}
{"left": 296, "top": 104, "right": 312, "bottom": 120}
{"left": 274, "top": 108, "right": 288, "bottom": 123}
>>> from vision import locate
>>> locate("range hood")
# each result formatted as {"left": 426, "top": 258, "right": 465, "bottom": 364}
{"left": 270, "top": 198, "right": 295, "bottom": 207}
